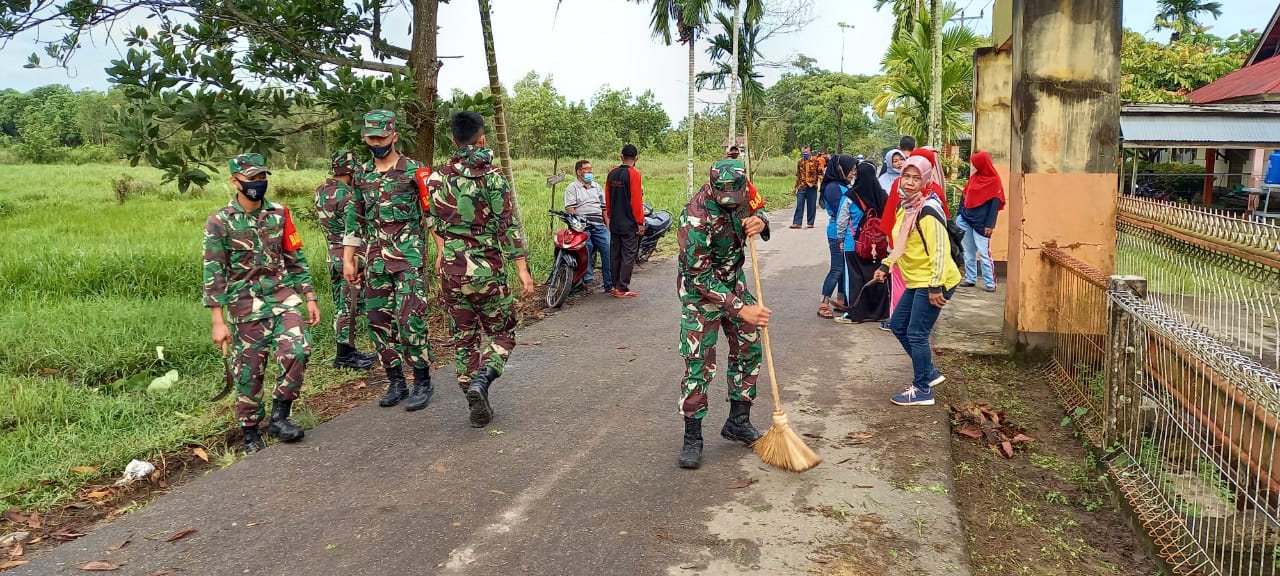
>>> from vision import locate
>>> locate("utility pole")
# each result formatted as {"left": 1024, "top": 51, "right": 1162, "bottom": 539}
{"left": 728, "top": 0, "right": 741, "bottom": 152}
{"left": 928, "top": 0, "right": 943, "bottom": 152}
{"left": 837, "top": 22, "right": 855, "bottom": 74}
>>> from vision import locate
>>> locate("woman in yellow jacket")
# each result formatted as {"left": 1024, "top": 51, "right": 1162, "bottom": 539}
{"left": 873, "top": 156, "right": 962, "bottom": 406}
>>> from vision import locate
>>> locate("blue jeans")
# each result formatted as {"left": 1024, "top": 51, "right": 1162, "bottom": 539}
{"left": 584, "top": 223, "right": 612, "bottom": 290}
{"left": 956, "top": 217, "right": 995, "bottom": 288}
{"left": 889, "top": 287, "right": 955, "bottom": 390}
{"left": 792, "top": 187, "right": 817, "bottom": 226}
{"left": 822, "top": 238, "right": 844, "bottom": 299}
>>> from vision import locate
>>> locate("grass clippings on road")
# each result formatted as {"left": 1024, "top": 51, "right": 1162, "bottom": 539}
{"left": 935, "top": 354, "right": 1159, "bottom": 576}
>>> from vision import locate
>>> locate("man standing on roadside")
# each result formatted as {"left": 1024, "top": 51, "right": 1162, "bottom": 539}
{"left": 793, "top": 146, "right": 823, "bottom": 229}
{"left": 427, "top": 111, "right": 536, "bottom": 428}
{"left": 564, "top": 159, "right": 611, "bottom": 292}
{"left": 315, "top": 149, "right": 377, "bottom": 370}
{"left": 342, "top": 110, "right": 436, "bottom": 413}
{"left": 605, "top": 144, "right": 645, "bottom": 298}
{"left": 675, "top": 158, "right": 772, "bottom": 469}
{"left": 205, "top": 153, "right": 320, "bottom": 453}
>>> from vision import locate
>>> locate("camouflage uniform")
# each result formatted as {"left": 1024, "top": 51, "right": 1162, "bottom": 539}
{"left": 676, "top": 161, "right": 771, "bottom": 420}
{"left": 425, "top": 146, "right": 526, "bottom": 388}
{"left": 342, "top": 112, "right": 435, "bottom": 372}
{"left": 315, "top": 150, "right": 365, "bottom": 346}
{"left": 203, "top": 154, "right": 315, "bottom": 428}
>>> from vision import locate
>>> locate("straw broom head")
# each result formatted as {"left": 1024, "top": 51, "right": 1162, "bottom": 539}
{"left": 752, "top": 410, "right": 822, "bottom": 473}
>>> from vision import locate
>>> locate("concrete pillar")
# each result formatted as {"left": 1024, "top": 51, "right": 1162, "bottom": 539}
{"left": 1203, "top": 148, "right": 1216, "bottom": 205}
{"left": 973, "top": 46, "right": 1013, "bottom": 270}
{"left": 1004, "top": 0, "right": 1122, "bottom": 349}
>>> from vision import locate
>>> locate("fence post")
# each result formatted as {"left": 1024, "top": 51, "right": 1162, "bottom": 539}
{"left": 1105, "top": 275, "right": 1147, "bottom": 448}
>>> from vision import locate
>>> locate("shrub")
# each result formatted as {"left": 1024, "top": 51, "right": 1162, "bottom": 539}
{"left": 1139, "top": 162, "right": 1202, "bottom": 193}
{"left": 111, "top": 174, "right": 158, "bottom": 203}
{"left": 63, "top": 145, "right": 120, "bottom": 165}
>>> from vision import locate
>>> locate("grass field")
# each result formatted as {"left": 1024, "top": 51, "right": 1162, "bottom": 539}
{"left": 0, "top": 160, "right": 793, "bottom": 509}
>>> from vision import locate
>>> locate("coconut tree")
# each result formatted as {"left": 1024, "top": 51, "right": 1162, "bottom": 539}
{"left": 874, "top": 0, "right": 928, "bottom": 41}
{"left": 1154, "top": 0, "right": 1224, "bottom": 41}
{"left": 478, "top": 0, "right": 526, "bottom": 242}
{"left": 697, "top": 11, "right": 764, "bottom": 175}
{"left": 719, "top": 0, "right": 764, "bottom": 152}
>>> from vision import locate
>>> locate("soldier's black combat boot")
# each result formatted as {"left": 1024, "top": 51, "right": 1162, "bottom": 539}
{"left": 404, "top": 365, "right": 434, "bottom": 412}
{"left": 243, "top": 426, "right": 266, "bottom": 454}
{"left": 678, "top": 417, "right": 704, "bottom": 469}
{"left": 378, "top": 365, "right": 408, "bottom": 407}
{"left": 465, "top": 366, "right": 498, "bottom": 428}
{"left": 332, "top": 343, "right": 376, "bottom": 370}
{"left": 720, "top": 400, "right": 761, "bottom": 445}
{"left": 267, "top": 399, "right": 305, "bottom": 443}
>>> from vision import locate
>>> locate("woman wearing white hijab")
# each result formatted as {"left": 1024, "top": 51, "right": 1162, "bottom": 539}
{"left": 879, "top": 149, "right": 905, "bottom": 192}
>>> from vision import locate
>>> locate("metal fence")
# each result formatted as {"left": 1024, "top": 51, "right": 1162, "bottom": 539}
{"left": 1042, "top": 246, "right": 1280, "bottom": 575}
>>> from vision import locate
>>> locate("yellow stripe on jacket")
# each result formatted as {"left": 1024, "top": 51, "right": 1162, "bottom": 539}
{"left": 886, "top": 206, "right": 962, "bottom": 291}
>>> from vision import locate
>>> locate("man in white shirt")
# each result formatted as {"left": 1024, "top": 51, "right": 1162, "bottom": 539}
{"left": 563, "top": 159, "right": 612, "bottom": 291}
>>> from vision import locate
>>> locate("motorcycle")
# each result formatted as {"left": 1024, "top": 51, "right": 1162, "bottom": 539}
{"left": 637, "top": 203, "right": 674, "bottom": 264}
{"left": 545, "top": 210, "right": 590, "bottom": 309}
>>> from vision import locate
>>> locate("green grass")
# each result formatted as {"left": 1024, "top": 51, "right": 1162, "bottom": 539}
{"left": 0, "top": 161, "right": 793, "bottom": 509}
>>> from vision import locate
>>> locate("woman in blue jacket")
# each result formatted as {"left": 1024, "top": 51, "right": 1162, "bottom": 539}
{"left": 835, "top": 161, "right": 890, "bottom": 323}
{"left": 815, "top": 155, "right": 856, "bottom": 319}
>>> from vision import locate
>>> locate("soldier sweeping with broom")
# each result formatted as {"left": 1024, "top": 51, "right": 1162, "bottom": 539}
{"left": 675, "top": 159, "right": 772, "bottom": 469}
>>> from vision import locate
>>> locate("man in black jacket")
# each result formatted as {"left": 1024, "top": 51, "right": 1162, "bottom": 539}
{"left": 605, "top": 144, "right": 645, "bottom": 297}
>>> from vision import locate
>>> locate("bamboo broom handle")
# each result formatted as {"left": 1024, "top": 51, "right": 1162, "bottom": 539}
{"left": 746, "top": 235, "right": 782, "bottom": 409}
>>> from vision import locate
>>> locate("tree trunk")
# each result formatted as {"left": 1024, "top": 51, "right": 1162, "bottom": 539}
{"left": 686, "top": 39, "right": 696, "bottom": 198}
{"left": 478, "top": 0, "right": 525, "bottom": 243}
{"left": 728, "top": 0, "right": 741, "bottom": 150}
{"left": 927, "top": 0, "right": 943, "bottom": 151}
{"left": 743, "top": 96, "right": 753, "bottom": 180}
{"left": 408, "top": 0, "right": 441, "bottom": 163}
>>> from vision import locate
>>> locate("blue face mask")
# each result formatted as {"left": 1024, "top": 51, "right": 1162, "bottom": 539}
{"left": 583, "top": 172, "right": 594, "bottom": 184}
{"left": 802, "top": 153, "right": 810, "bottom": 160}
{"left": 368, "top": 142, "right": 394, "bottom": 159}
{"left": 240, "top": 180, "right": 268, "bottom": 201}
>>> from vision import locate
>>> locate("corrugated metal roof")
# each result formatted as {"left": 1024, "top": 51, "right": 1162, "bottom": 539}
{"left": 1121, "top": 103, "right": 1280, "bottom": 147}
{"left": 1187, "top": 55, "right": 1280, "bottom": 104}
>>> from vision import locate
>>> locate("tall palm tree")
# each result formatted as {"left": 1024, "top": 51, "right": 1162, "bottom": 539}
{"left": 874, "top": 0, "right": 927, "bottom": 41}
{"left": 698, "top": 11, "right": 764, "bottom": 175}
{"left": 478, "top": 0, "right": 525, "bottom": 240}
{"left": 720, "top": 0, "right": 763, "bottom": 152}
{"left": 1154, "top": 0, "right": 1223, "bottom": 40}
{"left": 873, "top": 2, "right": 982, "bottom": 147}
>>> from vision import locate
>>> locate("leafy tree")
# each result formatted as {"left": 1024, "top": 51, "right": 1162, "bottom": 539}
{"left": 872, "top": 2, "right": 981, "bottom": 148}
{"left": 762, "top": 71, "right": 877, "bottom": 154}
{"left": 1121, "top": 28, "right": 1258, "bottom": 102}
{"left": 873, "top": 0, "right": 927, "bottom": 41}
{"left": 1154, "top": 0, "right": 1224, "bottom": 40}
{"left": 589, "top": 87, "right": 671, "bottom": 153}
{"left": 2, "top": 0, "right": 453, "bottom": 191}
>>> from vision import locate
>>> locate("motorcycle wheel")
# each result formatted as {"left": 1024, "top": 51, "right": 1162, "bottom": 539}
{"left": 545, "top": 261, "right": 571, "bottom": 309}
{"left": 637, "top": 243, "right": 655, "bottom": 264}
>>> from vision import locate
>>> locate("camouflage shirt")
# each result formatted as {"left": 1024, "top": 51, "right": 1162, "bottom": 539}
{"left": 342, "top": 155, "right": 431, "bottom": 274}
{"left": 676, "top": 184, "right": 771, "bottom": 316}
{"left": 315, "top": 177, "right": 356, "bottom": 263}
{"left": 426, "top": 146, "right": 527, "bottom": 279}
{"left": 203, "top": 198, "right": 315, "bottom": 323}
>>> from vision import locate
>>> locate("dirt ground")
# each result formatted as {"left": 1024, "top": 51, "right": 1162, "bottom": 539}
{"left": 934, "top": 352, "right": 1160, "bottom": 576}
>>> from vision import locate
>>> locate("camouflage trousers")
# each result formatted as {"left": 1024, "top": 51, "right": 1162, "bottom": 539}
{"left": 365, "top": 266, "right": 434, "bottom": 370}
{"left": 231, "top": 309, "right": 311, "bottom": 427}
{"left": 678, "top": 294, "right": 762, "bottom": 419}
{"left": 327, "top": 258, "right": 363, "bottom": 345}
{"left": 441, "top": 273, "right": 517, "bottom": 389}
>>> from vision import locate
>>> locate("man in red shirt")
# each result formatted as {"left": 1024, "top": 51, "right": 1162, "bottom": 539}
{"left": 605, "top": 144, "right": 645, "bottom": 297}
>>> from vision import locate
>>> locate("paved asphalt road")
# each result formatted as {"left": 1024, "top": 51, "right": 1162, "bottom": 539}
{"left": 13, "top": 213, "right": 971, "bottom": 576}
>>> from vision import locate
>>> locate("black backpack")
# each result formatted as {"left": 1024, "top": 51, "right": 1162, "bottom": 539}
{"left": 915, "top": 205, "right": 965, "bottom": 273}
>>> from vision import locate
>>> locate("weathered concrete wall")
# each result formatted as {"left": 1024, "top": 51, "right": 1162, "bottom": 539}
{"left": 992, "top": 0, "right": 1013, "bottom": 49}
{"left": 1005, "top": 0, "right": 1121, "bottom": 347}
{"left": 973, "top": 47, "right": 1013, "bottom": 265}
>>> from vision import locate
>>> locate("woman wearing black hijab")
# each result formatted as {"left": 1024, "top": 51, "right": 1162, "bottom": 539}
{"left": 816, "top": 154, "right": 857, "bottom": 319}
{"left": 834, "top": 161, "right": 891, "bottom": 323}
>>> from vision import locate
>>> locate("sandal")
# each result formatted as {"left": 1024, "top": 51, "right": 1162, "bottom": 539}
{"left": 830, "top": 296, "right": 848, "bottom": 312}
{"left": 817, "top": 303, "right": 834, "bottom": 319}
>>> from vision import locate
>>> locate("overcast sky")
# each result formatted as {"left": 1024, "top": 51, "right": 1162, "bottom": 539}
{"left": 1, "top": 0, "right": 1275, "bottom": 121}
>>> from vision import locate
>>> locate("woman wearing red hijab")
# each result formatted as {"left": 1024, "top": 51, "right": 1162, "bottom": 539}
{"left": 878, "top": 147, "right": 948, "bottom": 330}
{"left": 956, "top": 151, "right": 1005, "bottom": 291}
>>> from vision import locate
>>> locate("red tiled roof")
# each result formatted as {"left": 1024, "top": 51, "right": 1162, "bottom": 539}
{"left": 1188, "top": 55, "right": 1280, "bottom": 103}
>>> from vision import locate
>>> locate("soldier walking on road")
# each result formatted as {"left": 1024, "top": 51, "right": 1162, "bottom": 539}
{"left": 675, "top": 159, "right": 772, "bottom": 469}
{"left": 426, "top": 112, "right": 535, "bottom": 428}
{"left": 342, "top": 110, "right": 437, "bottom": 412}
{"left": 316, "top": 149, "right": 377, "bottom": 370}
{"left": 204, "top": 153, "right": 320, "bottom": 453}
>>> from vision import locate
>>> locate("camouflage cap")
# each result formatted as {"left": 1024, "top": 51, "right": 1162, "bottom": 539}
{"left": 362, "top": 110, "right": 397, "bottom": 137}
{"left": 331, "top": 149, "right": 360, "bottom": 176}
{"left": 228, "top": 153, "right": 271, "bottom": 177}
{"left": 709, "top": 159, "right": 747, "bottom": 192}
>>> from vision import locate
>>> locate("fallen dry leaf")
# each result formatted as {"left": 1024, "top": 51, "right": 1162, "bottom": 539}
{"left": 3, "top": 510, "right": 25, "bottom": 524}
{"left": 847, "top": 432, "right": 874, "bottom": 440}
{"left": 955, "top": 425, "right": 984, "bottom": 439}
{"left": 87, "top": 490, "right": 110, "bottom": 499}
{"left": 353, "top": 381, "right": 367, "bottom": 390}
{"left": 25, "top": 537, "right": 40, "bottom": 545}
{"left": 78, "top": 560, "right": 122, "bottom": 571}
{"left": 1011, "top": 433, "right": 1036, "bottom": 443}
{"left": 801, "top": 432, "right": 824, "bottom": 439}
{"left": 191, "top": 448, "right": 209, "bottom": 462}
{"left": 0, "top": 532, "right": 29, "bottom": 548}
{"left": 107, "top": 538, "right": 131, "bottom": 551}
{"left": 518, "top": 340, "right": 543, "bottom": 346}
{"left": 488, "top": 490, "right": 506, "bottom": 495}
{"left": 433, "top": 464, "right": 448, "bottom": 474}
{"left": 728, "top": 479, "right": 754, "bottom": 489}
{"left": 165, "top": 528, "right": 197, "bottom": 542}
{"left": 26, "top": 513, "right": 40, "bottom": 530}
{"left": 71, "top": 466, "right": 98, "bottom": 475}
{"left": 144, "top": 570, "right": 179, "bottom": 576}
{"left": 0, "top": 560, "right": 29, "bottom": 569}
{"left": 8, "top": 543, "right": 22, "bottom": 558}
{"left": 616, "top": 345, "right": 629, "bottom": 350}
{"left": 52, "top": 531, "right": 86, "bottom": 541}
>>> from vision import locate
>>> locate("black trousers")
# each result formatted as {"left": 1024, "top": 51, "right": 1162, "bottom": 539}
{"left": 610, "top": 232, "right": 639, "bottom": 292}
